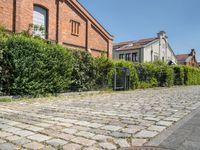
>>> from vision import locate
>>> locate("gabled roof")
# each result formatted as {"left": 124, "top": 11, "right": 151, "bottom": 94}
{"left": 176, "top": 49, "right": 197, "bottom": 63}
{"left": 67, "top": 0, "right": 113, "bottom": 40}
{"left": 176, "top": 54, "right": 189, "bottom": 62}
{"left": 114, "top": 37, "right": 158, "bottom": 51}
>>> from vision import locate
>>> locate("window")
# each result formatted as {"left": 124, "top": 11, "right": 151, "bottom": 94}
{"left": 125, "top": 53, "right": 131, "bottom": 61}
{"left": 33, "top": 5, "right": 48, "bottom": 39}
{"left": 154, "top": 55, "right": 159, "bottom": 61}
{"left": 71, "top": 20, "right": 80, "bottom": 36}
{"left": 119, "top": 54, "right": 124, "bottom": 59}
{"left": 132, "top": 53, "right": 138, "bottom": 62}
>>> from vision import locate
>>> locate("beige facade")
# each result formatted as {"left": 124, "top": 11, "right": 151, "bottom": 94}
{"left": 113, "top": 31, "right": 177, "bottom": 63}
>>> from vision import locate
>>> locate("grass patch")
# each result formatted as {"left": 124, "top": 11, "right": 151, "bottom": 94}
{"left": 0, "top": 97, "right": 13, "bottom": 102}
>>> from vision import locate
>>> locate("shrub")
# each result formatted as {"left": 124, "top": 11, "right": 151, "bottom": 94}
{"left": 134, "top": 62, "right": 174, "bottom": 88}
{"left": 184, "top": 66, "right": 200, "bottom": 85}
{"left": 2, "top": 34, "right": 73, "bottom": 96}
{"left": 70, "top": 50, "right": 96, "bottom": 91}
{"left": 138, "top": 78, "right": 158, "bottom": 89}
{"left": 113, "top": 60, "right": 139, "bottom": 89}
{"left": 134, "top": 63, "right": 158, "bottom": 88}
{"left": 94, "top": 57, "right": 114, "bottom": 89}
{"left": 172, "top": 65, "right": 185, "bottom": 85}
{"left": 155, "top": 65, "right": 174, "bottom": 87}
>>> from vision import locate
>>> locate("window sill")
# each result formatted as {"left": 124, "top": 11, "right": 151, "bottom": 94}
{"left": 71, "top": 33, "right": 79, "bottom": 37}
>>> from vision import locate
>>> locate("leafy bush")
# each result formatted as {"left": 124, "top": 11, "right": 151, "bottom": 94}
{"left": 70, "top": 50, "right": 96, "bottom": 91}
{"left": 184, "top": 66, "right": 200, "bottom": 85}
{"left": 172, "top": 65, "right": 185, "bottom": 85}
{"left": 94, "top": 57, "right": 114, "bottom": 89}
{"left": 113, "top": 60, "right": 139, "bottom": 89}
{"left": 134, "top": 63, "right": 158, "bottom": 88}
{"left": 134, "top": 62, "right": 174, "bottom": 88}
{"left": 155, "top": 65, "right": 174, "bottom": 87}
{"left": 138, "top": 78, "right": 158, "bottom": 89}
{"left": 1, "top": 28, "right": 200, "bottom": 96}
{"left": 2, "top": 34, "right": 73, "bottom": 96}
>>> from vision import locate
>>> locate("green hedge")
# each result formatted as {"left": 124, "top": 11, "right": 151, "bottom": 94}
{"left": 184, "top": 66, "right": 200, "bottom": 85}
{"left": 1, "top": 34, "right": 73, "bottom": 96}
{"left": 70, "top": 50, "right": 96, "bottom": 91}
{"left": 155, "top": 65, "right": 174, "bottom": 87}
{"left": 134, "top": 63, "right": 158, "bottom": 88}
{"left": 172, "top": 65, "right": 185, "bottom": 85}
{"left": 94, "top": 57, "right": 114, "bottom": 89}
{"left": 134, "top": 62, "right": 174, "bottom": 88}
{"left": 113, "top": 60, "right": 139, "bottom": 89}
{"left": 1, "top": 29, "right": 200, "bottom": 96}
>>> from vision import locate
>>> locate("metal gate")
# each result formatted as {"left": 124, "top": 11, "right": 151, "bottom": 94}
{"left": 113, "top": 67, "right": 130, "bottom": 90}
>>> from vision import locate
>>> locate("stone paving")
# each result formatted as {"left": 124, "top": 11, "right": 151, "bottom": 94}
{"left": 0, "top": 86, "right": 200, "bottom": 150}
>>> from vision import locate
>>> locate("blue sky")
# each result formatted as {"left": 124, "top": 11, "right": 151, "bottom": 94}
{"left": 79, "top": 0, "right": 200, "bottom": 61}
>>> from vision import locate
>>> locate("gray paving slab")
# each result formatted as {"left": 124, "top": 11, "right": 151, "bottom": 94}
{"left": 147, "top": 106, "right": 200, "bottom": 150}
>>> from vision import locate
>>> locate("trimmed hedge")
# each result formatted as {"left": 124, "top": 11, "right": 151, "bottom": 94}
{"left": 113, "top": 60, "right": 139, "bottom": 89}
{"left": 1, "top": 34, "right": 73, "bottom": 96}
{"left": 155, "top": 65, "right": 174, "bottom": 87}
{"left": 1, "top": 29, "right": 200, "bottom": 96}
{"left": 184, "top": 66, "right": 200, "bottom": 85}
{"left": 134, "top": 62, "right": 174, "bottom": 88}
{"left": 70, "top": 50, "right": 96, "bottom": 91}
{"left": 172, "top": 65, "right": 185, "bottom": 85}
{"left": 94, "top": 57, "right": 114, "bottom": 89}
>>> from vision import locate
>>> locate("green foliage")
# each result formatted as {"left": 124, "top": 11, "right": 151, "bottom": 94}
{"left": 113, "top": 60, "right": 139, "bottom": 89}
{"left": 94, "top": 56, "right": 114, "bottom": 89}
{"left": 70, "top": 50, "right": 96, "bottom": 91}
{"left": 1, "top": 28, "right": 200, "bottom": 96}
{"left": 172, "top": 65, "right": 185, "bottom": 85}
{"left": 0, "top": 97, "right": 12, "bottom": 102}
{"left": 138, "top": 78, "right": 158, "bottom": 89}
{"left": 184, "top": 66, "right": 200, "bottom": 85}
{"left": 134, "top": 62, "right": 174, "bottom": 88}
{"left": 2, "top": 34, "right": 73, "bottom": 96}
{"left": 155, "top": 65, "right": 174, "bottom": 87}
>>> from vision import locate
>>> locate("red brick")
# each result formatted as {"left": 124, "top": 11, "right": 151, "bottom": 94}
{"left": 0, "top": 0, "right": 113, "bottom": 58}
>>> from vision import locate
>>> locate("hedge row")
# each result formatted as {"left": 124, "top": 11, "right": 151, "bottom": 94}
{"left": 1, "top": 31, "right": 200, "bottom": 96}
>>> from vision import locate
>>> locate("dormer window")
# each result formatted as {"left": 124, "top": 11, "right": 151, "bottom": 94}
{"left": 71, "top": 20, "right": 80, "bottom": 36}
{"left": 128, "top": 43, "right": 133, "bottom": 47}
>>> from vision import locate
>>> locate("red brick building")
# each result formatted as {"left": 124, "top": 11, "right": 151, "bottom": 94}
{"left": 0, "top": 0, "right": 113, "bottom": 58}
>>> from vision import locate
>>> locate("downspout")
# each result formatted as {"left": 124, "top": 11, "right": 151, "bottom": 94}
{"left": 13, "top": 0, "right": 17, "bottom": 32}
{"left": 56, "top": 0, "right": 59, "bottom": 43}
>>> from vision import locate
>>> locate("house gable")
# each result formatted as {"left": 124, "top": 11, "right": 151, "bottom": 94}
{"left": 113, "top": 31, "right": 177, "bottom": 63}
{"left": 0, "top": 0, "right": 113, "bottom": 58}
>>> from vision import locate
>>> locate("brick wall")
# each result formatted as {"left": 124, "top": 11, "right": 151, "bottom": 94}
{"left": 62, "top": 1, "right": 87, "bottom": 48}
{"left": 0, "top": 0, "right": 113, "bottom": 58}
{"left": 0, "top": 0, "right": 14, "bottom": 31}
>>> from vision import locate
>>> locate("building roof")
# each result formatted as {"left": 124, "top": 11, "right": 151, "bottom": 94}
{"left": 114, "top": 37, "right": 158, "bottom": 51}
{"left": 176, "top": 54, "right": 189, "bottom": 62}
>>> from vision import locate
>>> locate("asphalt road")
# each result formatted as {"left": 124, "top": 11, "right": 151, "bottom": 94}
{"left": 159, "top": 107, "right": 200, "bottom": 150}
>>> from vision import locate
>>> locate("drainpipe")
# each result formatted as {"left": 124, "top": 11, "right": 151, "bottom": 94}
{"left": 13, "top": 0, "right": 17, "bottom": 32}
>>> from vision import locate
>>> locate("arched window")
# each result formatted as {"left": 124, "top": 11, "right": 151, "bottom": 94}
{"left": 33, "top": 5, "right": 48, "bottom": 39}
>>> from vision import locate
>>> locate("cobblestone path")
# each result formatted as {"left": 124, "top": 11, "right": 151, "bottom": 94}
{"left": 0, "top": 86, "right": 200, "bottom": 150}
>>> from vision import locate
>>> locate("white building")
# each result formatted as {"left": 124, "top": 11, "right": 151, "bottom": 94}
{"left": 113, "top": 31, "right": 177, "bottom": 63}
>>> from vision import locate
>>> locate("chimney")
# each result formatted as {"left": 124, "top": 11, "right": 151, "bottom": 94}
{"left": 157, "top": 31, "right": 167, "bottom": 39}
{"left": 190, "top": 49, "right": 196, "bottom": 56}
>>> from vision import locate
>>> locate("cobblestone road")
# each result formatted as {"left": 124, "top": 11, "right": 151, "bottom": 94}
{"left": 0, "top": 86, "right": 200, "bottom": 150}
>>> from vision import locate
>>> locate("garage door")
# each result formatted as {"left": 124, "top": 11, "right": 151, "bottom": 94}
{"left": 33, "top": 5, "right": 47, "bottom": 39}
